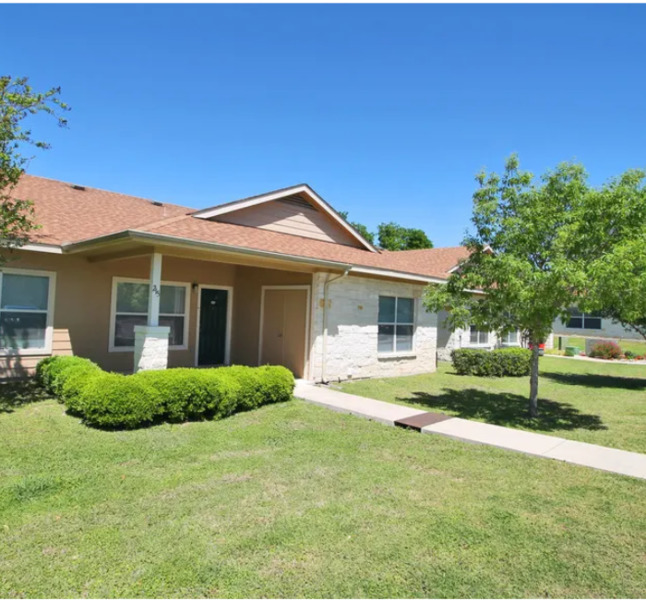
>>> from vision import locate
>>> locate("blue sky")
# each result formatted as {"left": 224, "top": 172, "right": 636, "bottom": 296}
{"left": 4, "top": 4, "right": 646, "bottom": 247}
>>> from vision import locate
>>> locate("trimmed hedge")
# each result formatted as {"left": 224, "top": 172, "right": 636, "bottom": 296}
{"left": 451, "top": 347, "right": 532, "bottom": 377}
{"left": 36, "top": 356, "right": 295, "bottom": 429}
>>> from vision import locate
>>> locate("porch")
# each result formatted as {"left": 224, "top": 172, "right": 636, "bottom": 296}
{"left": 5, "top": 241, "right": 340, "bottom": 379}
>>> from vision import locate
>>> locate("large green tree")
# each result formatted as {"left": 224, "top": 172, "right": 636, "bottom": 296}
{"left": 424, "top": 155, "right": 590, "bottom": 417}
{"left": 338, "top": 211, "right": 433, "bottom": 250}
{"left": 337, "top": 210, "right": 376, "bottom": 245}
{"left": 0, "top": 75, "right": 69, "bottom": 262}
{"left": 377, "top": 222, "right": 433, "bottom": 251}
{"left": 578, "top": 170, "right": 646, "bottom": 338}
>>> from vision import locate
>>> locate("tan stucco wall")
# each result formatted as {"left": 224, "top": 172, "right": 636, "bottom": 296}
{"left": 0, "top": 250, "right": 311, "bottom": 376}
{"left": 231, "top": 266, "right": 311, "bottom": 366}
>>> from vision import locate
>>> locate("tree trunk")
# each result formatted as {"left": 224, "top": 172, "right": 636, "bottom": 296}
{"left": 529, "top": 343, "right": 540, "bottom": 418}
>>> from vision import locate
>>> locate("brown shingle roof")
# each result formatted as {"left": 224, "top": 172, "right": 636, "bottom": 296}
{"left": 11, "top": 174, "right": 192, "bottom": 245}
{"left": 142, "top": 216, "right": 468, "bottom": 279}
{"left": 13, "top": 174, "right": 467, "bottom": 280}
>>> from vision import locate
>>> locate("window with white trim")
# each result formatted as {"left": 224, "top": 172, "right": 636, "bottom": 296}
{"left": 501, "top": 330, "right": 519, "bottom": 345}
{"left": 111, "top": 279, "right": 189, "bottom": 350}
{"left": 0, "top": 270, "right": 54, "bottom": 352}
{"left": 469, "top": 325, "right": 489, "bottom": 345}
{"left": 378, "top": 296, "right": 414, "bottom": 353}
{"left": 566, "top": 308, "right": 602, "bottom": 330}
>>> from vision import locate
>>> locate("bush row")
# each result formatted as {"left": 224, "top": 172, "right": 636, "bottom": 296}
{"left": 451, "top": 347, "right": 532, "bottom": 377}
{"left": 36, "top": 356, "right": 295, "bottom": 429}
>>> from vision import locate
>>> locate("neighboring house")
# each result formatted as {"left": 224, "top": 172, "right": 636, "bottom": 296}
{"left": 436, "top": 313, "right": 522, "bottom": 362}
{"left": 0, "top": 175, "right": 466, "bottom": 381}
{"left": 551, "top": 308, "right": 644, "bottom": 342}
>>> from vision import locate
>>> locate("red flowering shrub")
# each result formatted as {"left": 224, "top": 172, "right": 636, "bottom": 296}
{"left": 589, "top": 341, "right": 622, "bottom": 360}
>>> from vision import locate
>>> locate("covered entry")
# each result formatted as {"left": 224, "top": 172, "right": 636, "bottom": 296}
{"left": 259, "top": 285, "right": 310, "bottom": 377}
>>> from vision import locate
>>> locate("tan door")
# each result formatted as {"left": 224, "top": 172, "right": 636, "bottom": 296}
{"left": 261, "top": 288, "right": 308, "bottom": 377}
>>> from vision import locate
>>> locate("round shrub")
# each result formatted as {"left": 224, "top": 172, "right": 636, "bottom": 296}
{"left": 255, "top": 365, "right": 295, "bottom": 404}
{"left": 58, "top": 367, "right": 103, "bottom": 414}
{"left": 137, "top": 368, "right": 241, "bottom": 422}
{"left": 35, "top": 356, "right": 58, "bottom": 389}
{"left": 451, "top": 347, "right": 531, "bottom": 377}
{"left": 76, "top": 373, "right": 161, "bottom": 429}
{"left": 225, "top": 366, "right": 265, "bottom": 411}
{"left": 36, "top": 356, "right": 101, "bottom": 395}
{"left": 589, "top": 341, "right": 622, "bottom": 360}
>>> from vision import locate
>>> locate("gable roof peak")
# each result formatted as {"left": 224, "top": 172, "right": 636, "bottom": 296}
{"left": 192, "top": 183, "right": 378, "bottom": 253}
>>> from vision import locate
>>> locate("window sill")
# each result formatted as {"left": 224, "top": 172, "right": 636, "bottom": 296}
{"left": 378, "top": 351, "right": 417, "bottom": 360}
{"left": 109, "top": 345, "right": 188, "bottom": 353}
{"left": 0, "top": 347, "right": 52, "bottom": 357}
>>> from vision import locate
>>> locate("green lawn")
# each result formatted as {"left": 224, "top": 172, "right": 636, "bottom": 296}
{"left": 340, "top": 356, "right": 646, "bottom": 453}
{"left": 1, "top": 382, "right": 646, "bottom": 598}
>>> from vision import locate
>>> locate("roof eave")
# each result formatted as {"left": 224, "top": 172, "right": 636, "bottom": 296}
{"left": 61, "top": 230, "right": 450, "bottom": 284}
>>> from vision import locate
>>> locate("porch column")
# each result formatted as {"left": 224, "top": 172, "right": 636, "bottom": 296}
{"left": 134, "top": 252, "right": 171, "bottom": 372}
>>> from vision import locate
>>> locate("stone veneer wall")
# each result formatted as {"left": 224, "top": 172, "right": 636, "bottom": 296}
{"left": 309, "top": 273, "right": 438, "bottom": 382}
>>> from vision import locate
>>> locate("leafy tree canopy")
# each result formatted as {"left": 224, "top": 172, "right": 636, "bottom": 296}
{"left": 377, "top": 222, "right": 433, "bottom": 251}
{"left": 424, "top": 155, "right": 591, "bottom": 416}
{"left": 338, "top": 210, "right": 376, "bottom": 245}
{"left": 577, "top": 169, "right": 646, "bottom": 338}
{"left": 338, "top": 211, "right": 433, "bottom": 250}
{"left": 0, "top": 75, "right": 69, "bottom": 263}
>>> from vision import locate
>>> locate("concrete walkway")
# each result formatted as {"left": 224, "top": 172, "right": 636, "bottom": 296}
{"left": 294, "top": 381, "right": 646, "bottom": 481}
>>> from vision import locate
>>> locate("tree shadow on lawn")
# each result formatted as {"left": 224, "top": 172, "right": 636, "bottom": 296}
{"left": 541, "top": 371, "right": 646, "bottom": 391}
{"left": 398, "top": 388, "right": 607, "bottom": 433}
{"left": 0, "top": 379, "right": 50, "bottom": 413}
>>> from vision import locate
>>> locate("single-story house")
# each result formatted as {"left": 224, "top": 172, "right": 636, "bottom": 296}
{"left": 436, "top": 315, "right": 522, "bottom": 361}
{"left": 551, "top": 309, "right": 644, "bottom": 343}
{"left": 0, "top": 175, "right": 466, "bottom": 380}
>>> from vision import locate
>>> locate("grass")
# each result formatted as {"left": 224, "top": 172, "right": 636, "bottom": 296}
{"left": 548, "top": 335, "right": 646, "bottom": 356}
{"left": 340, "top": 356, "right": 646, "bottom": 453}
{"left": 1, "top": 384, "right": 645, "bottom": 597}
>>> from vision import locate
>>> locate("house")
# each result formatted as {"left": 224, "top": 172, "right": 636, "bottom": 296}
{"left": 550, "top": 309, "right": 644, "bottom": 344}
{"left": 436, "top": 316, "right": 522, "bottom": 361}
{"left": 0, "top": 175, "right": 466, "bottom": 381}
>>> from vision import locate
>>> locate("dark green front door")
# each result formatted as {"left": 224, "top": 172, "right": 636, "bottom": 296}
{"left": 198, "top": 288, "right": 228, "bottom": 366}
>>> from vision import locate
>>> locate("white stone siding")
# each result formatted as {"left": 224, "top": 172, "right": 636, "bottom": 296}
{"left": 309, "top": 274, "right": 437, "bottom": 382}
{"left": 552, "top": 317, "right": 644, "bottom": 341}
{"left": 134, "top": 325, "right": 170, "bottom": 372}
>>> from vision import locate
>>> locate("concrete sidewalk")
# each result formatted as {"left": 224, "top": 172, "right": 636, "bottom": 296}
{"left": 294, "top": 381, "right": 646, "bottom": 480}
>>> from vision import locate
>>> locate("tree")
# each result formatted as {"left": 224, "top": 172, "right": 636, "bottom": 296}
{"left": 424, "top": 155, "right": 590, "bottom": 417}
{"left": 338, "top": 210, "right": 375, "bottom": 245}
{"left": 0, "top": 75, "right": 69, "bottom": 263}
{"left": 578, "top": 170, "right": 646, "bottom": 338}
{"left": 377, "top": 222, "right": 433, "bottom": 251}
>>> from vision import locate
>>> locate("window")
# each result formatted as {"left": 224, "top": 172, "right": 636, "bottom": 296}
{"left": 469, "top": 325, "right": 489, "bottom": 345}
{"left": 501, "top": 330, "right": 519, "bottom": 345}
{"left": 566, "top": 308, "right": 602, "bottom": 330}
{"left": 111, "top": 278, "right": 189, "bottom": 350}
{"left": 0, "top": 269, "right": 55, "bottom": 353}
{"left": 378, "top": 296, "right": 414, "bottom": 354}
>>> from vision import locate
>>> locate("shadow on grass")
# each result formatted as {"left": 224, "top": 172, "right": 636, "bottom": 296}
{"left": 0, "top": 379, "right": 51, "bottom": 413}
{"left": 398, "top": 388, "right": 607, "bottom": 432}
{"left": 541, "top": 371, "right": 646, "bottom": 391}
